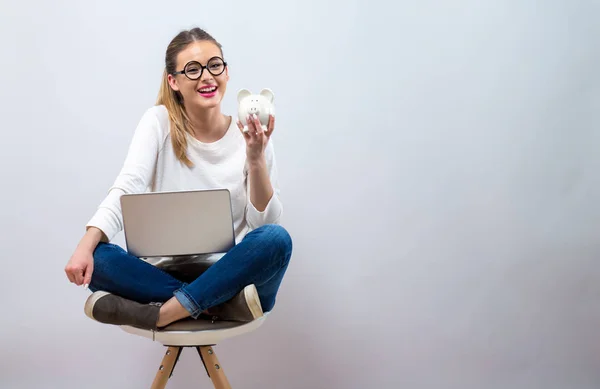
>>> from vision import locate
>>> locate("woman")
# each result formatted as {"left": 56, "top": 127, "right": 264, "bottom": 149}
{"left": 64, "top": 27, "right": 293, "bottom": 331}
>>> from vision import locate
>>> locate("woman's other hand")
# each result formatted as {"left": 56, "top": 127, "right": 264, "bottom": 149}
{"left": 237, "top": 113, "right": 275, "bottom": 164}
{"left": 65, "top": 227, "right": 105, "bottom": 288}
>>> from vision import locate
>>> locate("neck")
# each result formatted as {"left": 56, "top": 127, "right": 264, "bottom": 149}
{"left": 186, "top": 105, "right": 228, "bottom": 141}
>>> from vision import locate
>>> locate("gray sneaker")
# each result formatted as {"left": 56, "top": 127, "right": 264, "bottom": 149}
{"left": 84, "top": 291, "right": 161, "bottom": 330}
{"left": 206, "top": 284, "right": 263, "bottom": 322}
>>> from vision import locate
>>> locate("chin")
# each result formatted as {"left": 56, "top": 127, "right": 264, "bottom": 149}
{"left": 182, "top": 98, "right": 214, "bottom": 112}
{"left": 195, "top": 99, "right": 221, "bottom": 110}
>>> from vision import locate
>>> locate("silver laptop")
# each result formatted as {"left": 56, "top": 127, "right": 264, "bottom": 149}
{"left": 120, "top": 188, "right": 236, "bottom": 258}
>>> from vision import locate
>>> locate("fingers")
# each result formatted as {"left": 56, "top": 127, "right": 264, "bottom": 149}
{"left": 66, "top": 268, "right": 83, "bottom": 285}
{"left": 240, "top": 115, "right": 259, "bottom": 138}
{"left": 236, "top": 118, "right": 250, "bottom": 139}
{"left": 65, "top": 267, "right": 75, "bottom": 283}
{"left": 65, "top": 263, "right": 86, "bottom": 286}
{"left": 266, "top": 114, "right": 275, "bottom": 137}
{"left": 83, "top": 262, "right": 93, "bottom": 289}
{"left": 244, "top": 114, "right": 259, "bottom": 142}
{"left": 240, "top": 114, "right": 270, "bottom": 144}
{"left": 65, "top": 262, "right": 78, "bottom": 284}
{"left": 250, "top": 114, "right": 266, "bottom": 139}
{"left": 66, "top": 251, "right": 95, "bottom": 288}
{"left": 74, "top": 268, "right": 85, "bottom": 286}
{"left": 247, "top": 114, "right": 258, "bottom": 134}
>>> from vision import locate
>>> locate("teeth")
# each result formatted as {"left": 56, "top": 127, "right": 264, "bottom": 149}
{"left": 199, "top": 86, "right": 216, "bottom": 93}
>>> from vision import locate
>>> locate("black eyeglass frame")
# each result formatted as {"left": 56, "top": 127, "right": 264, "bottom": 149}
{"left": 172, "top": 56, "right": 228, "bottom": 80}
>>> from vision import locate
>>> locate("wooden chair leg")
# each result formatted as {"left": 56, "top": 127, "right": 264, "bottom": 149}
{"left": 151, "top": 346, "right": 181, "bottom": 389}
{"left": 197, "top": 346, "right": 232, "bottom": 389}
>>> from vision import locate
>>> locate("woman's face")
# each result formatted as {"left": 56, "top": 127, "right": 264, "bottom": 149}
{"left": 168, "top": 41, "right": 229, "bottom": 111}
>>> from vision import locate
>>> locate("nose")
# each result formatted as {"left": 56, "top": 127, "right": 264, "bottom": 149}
{"left": 200, "top": 68, "right": 214, "bottom": 83}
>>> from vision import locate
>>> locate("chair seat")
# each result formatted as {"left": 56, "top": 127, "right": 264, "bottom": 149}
{"left": 119, "top": 313, "right": 269, "bottom": 346}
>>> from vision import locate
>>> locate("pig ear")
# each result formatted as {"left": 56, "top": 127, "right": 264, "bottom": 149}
{"left": 237, "top": 89, "right": 252, "bottom": 103}
{"left": 259, "top": 88, "right": 274, "bottom": 103}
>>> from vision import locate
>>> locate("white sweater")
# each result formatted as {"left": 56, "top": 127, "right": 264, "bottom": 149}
{"left": 86, "top": 105, "right": 283, "bottom": 249}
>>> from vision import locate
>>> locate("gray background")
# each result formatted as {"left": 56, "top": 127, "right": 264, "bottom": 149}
{"left": 1, "top": 0, "right": 600, "bottom": 388}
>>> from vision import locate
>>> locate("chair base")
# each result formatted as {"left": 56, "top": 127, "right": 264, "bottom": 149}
{"left": 151, "top": 345, "right": 231, "bottom": 389}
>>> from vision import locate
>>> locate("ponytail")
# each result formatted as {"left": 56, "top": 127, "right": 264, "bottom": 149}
{"left": 156, "top": 69, "right": 194, "bottom": 168}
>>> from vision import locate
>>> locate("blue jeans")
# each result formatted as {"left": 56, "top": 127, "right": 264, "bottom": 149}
{"left": 88, "top": 224, "right": 293, "bottom": 319}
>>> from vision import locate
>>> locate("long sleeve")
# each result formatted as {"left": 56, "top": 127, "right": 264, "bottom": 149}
{"left": 245, "top": 140, "right": 283, "bottom": 229}
{"left": 86, "top": 108, "right": 164, "bottom": 241}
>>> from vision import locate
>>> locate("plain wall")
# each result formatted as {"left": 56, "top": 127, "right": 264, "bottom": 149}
{"left": 1, "top": 0, "right": 600, "bottom": 388}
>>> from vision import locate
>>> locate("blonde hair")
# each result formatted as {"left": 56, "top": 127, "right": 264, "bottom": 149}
{"left": 156, "top": 27, "right": 223, "bottom": 168}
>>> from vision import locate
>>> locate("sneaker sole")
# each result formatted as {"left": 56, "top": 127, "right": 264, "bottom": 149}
{"left": 244, "top": 284, "right": 264, "bottom": 320}
{"left": 84, "top": 291, "right": 111, "bottom": 321}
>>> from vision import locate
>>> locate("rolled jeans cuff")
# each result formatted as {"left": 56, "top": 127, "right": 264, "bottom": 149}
{"left": 173, "top": 287, "right": 202, "bottom": 319}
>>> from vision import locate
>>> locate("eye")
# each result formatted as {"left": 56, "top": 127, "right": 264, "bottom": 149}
{"left": 208, "top": 59, "right": 224, "bottom": 70}
{"left": 184, "top": 62, "right": 202, "bottom": 75}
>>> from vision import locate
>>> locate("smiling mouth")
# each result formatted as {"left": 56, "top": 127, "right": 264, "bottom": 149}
{"left": 198, "top": 86, "right": 217, "bottom": 94}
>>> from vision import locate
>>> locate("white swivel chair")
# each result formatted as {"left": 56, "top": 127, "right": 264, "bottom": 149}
{"left": 88, "top": 259, "right": 269, "bottom": 389}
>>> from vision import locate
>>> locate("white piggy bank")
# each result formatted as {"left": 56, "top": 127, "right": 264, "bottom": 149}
{"left": 237, "top": 88, "right": 275, "bottom": 133}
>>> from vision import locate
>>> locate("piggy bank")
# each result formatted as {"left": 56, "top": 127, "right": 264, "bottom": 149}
{"left": 237, "top": 88, "right": 275, "bottom": 133}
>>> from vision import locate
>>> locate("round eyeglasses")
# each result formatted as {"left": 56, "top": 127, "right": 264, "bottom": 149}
{"left": 172, "top": 57, "right": 227, "bottom": 80}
